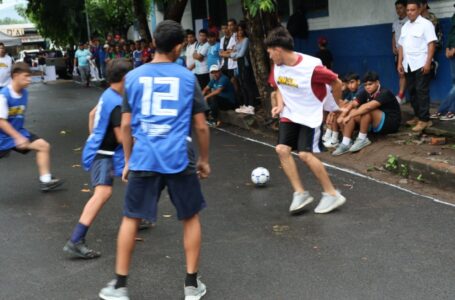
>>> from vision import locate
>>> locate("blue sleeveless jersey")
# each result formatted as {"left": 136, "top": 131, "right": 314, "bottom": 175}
{"left": 0, "top": 87, "right": 30, "bottom": 150}
{"left": 125, "top": 63, "right": 195, "bottom": 173}
{"left": 82, "top": 88, "right": 124, "bottom": 176}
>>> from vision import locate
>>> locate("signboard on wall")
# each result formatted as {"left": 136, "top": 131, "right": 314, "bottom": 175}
{"left": 0, "top": 28, "right": 24, "bottom": 37}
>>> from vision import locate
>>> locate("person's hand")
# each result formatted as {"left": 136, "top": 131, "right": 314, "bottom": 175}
{"left": 422, "top": 63, "right": 431, "bottom": 75}
{"left": 122, "top": 163, "right": 129, "bottom": 183}
{"left": 196, "top": 160, "right": 210, "bottom": 179}
{"left": 14, "top": 135, "right": 29, "bottom": 150}
{"left": 392, "top": 47, "right": 398, "bottom": 56}
{"left": 397, "top": 64, "right": 405, "bottom": 75}
{"left": 271, "top": 105, "right": 283, "bottom": 118}
{"left": 343, "top": 115, "right": 351, "bottom": 125}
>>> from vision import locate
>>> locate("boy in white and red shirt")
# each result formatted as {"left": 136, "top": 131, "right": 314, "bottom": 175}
{"left": 266, "top": 27, "right": 346, "bottom": 215}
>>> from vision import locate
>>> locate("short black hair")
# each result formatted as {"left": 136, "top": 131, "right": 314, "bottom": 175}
{"left": 395, "top": 0, "right": 407, "bottom": 6}
{"left": 12, "top": 62, "right": 31, "bottom": 77}
{"left": 264, "top": 27, "right": 294, "bottom": 51}
{"left": 153, "top": 20, "right": 185, "bottom": 53}
{"left": 208, "top": 31, "right": 217, "bottom": 38}
{"left": 406, "top": 0, "right": 421, "bottom": 7}
{"left": 227, "top": 18, "right": 237, "bottom": 25}
{"left": 106, "top": 58, "right": 133, "bottom": 84}
{"left": 186, "top": 29, "right": 195, "bottom": 36}
{"left": 199, "top": 29, "right": 208, "bottom": 35}
{"left": 346, "top": 73, "right": 360, "bottom": 81}
{"left": 363, "top": 71, "right": 380, "bottom": 82}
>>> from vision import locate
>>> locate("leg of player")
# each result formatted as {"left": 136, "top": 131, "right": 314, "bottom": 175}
{"left": 27, "top": 138, "right": 64, "bottom": 191}
{"left": 63, "top": 185, "right": 112, "bottom": 259}
{"left": 99, "top": 216, "right": 139, "bottom": 300}
{"left": 298, "top": 152, "right": 346, "bottom": 214}
{"left": 276, "top": 144, "right": 313, "bottom": 214}
{"left": 183, "top": 213, "right": 206, "bottom": 300}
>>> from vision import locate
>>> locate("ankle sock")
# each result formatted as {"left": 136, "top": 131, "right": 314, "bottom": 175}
{"left": 40, "top": 174, "right": 52, "bottom": 183}
{"left": 115, "top": 274, "right": 128, "bottom": 289}
{"left": 324, "top": 129, "right": 333, "bottom": 139}
{"left": 341, "top": 137, "right": 351, "bottom": 146}
{"left": 357, "top": 132, "right": 367, "bottom": 140}
{"left": 185, "top": 272, "right": 198, "bottom": 288}
{"left": 70, "top": 222, "right": 89, "bottom": 243}
{"left": 331, "top": 131, "right": 339, "bottom": 142}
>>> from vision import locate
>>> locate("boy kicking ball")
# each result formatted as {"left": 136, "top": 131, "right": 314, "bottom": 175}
{"left": 0, "top": 62, "right": 63, "bottom": 191}
{"left": 63, "top": 58, "right": 133, "bottom": 259}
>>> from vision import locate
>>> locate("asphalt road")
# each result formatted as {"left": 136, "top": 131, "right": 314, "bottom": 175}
{"left": 0, "top": 82, "right": 454, "bottom": 300}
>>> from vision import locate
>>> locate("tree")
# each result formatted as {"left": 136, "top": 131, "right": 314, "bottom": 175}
{"left": 133, "top": 0, "right": 152, "bottom": 41}
{"left": 162, "top": 0, "right": 188, "bottom": 22}
{"left": 241, "top": 0, "right": 279, "bottom": 115}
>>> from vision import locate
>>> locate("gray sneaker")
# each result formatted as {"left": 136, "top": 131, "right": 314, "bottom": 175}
{"left": 63, "top": 239, "right": 101, "bottom": 259}
{"left": 314, "top": 191, "right": 346, "bottom": 214}
{"left": 289, "top": 191, "right": 314, "bottom": 214}
{"left": 332, "top": 143, "right": 352, "bottom": 156}
{"left": 99, "top": 280, "right": 129, "bottom": 300}
{"left": 184, "top": 278, "right": 207, "bottom": 300}
{"left": 349, "top": 137, "right": 371, "bottom": 152}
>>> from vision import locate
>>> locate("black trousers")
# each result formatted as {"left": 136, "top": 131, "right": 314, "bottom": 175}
{"left": 405, "top": 66, "right": 431, "bottom": 122}
{"left": 207, "top": 95, "right": 236, "bottom": 120}
{"left": 196, "top": 73, "right": 210, "bottom": 90}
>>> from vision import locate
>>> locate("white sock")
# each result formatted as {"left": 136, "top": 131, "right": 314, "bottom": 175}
{"left": 324, "top": 129, "right": 333, "bottom": 139}
{"left": 331, "top": 131, "right": 339, "bottom": 143}
{"left": 357, "top": 132, "right": 368, "bottom": 140}
{"left": 342, "top": 137, "right": 351, "bottom": 146}
{"left": 40, "top": 174, "right": 52, "bottom": 183}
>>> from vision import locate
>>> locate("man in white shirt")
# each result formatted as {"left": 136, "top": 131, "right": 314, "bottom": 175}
{"left": 392, "top": 0, "right": 408, "bottom": 103}
{"left": 0, "top": 43, "right": 13, "bottom": 87}
{"left": 185, "top": 30, "right": 197, "bottom": 72}
{"left": 219, "top": 19, "right": 238, "bottom": 78}
{"left": 193, "top": 29, "right": 210, "bottom": 89}
{"left": 398, "top": 0, "right": 437, "bottom": 132}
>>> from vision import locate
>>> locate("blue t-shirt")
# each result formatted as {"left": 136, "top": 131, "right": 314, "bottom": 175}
{"left": 75, "top": 49, "right": 91, "bottom": 67}
{"left": 133, "top": 50, "right": 142, "bottom": 68}
{"left": 207, "top": 42, "right": 220, "bottom": 69}
{"left": 208, "top": 74, "right": 235, "bottom": 103}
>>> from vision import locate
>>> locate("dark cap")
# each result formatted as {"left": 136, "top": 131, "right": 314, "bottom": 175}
{"left": 421, "top": 0, "right": 430, "bottom": 9}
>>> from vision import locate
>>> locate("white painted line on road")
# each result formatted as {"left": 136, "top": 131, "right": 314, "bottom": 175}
{"left": 214, "top": 126, "right": 455, "bottom": 208}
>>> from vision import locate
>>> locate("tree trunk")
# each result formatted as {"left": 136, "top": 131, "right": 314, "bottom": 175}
{"left": 241, "top": 3, "right": 279, "bottom": 117}
{"left": 164, "top": 0, "right": 188, "bottom": 23}
{"left": 133, "top": 0, "right": 152, "bottom": 41}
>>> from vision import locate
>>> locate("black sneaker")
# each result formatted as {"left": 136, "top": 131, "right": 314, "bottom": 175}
{"left": 63, "top": 240, "right": 101, "bottom": 259}
{"left": 138, "top": 219, "right": 154, "bottom": 231}
{"left": 40, "top": 178, "right": 64, "bottom": 192}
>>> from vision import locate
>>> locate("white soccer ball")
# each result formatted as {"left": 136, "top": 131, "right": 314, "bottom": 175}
{"left": 251, "top": 167, "right": 270, "bottom": 186}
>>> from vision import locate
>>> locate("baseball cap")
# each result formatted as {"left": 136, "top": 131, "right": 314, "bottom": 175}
{"left": 209, "top": 65, "right": 220, "bottom": 73}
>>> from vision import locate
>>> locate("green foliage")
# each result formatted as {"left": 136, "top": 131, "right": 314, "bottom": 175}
{"left": 0, "top": 17, "right": 28, "bottom": 25}
{"left": 385, "top": 155, "right": 398, "bottom": 171}
{"left": 416, "top": 174, "right": 424, "bottom": 182}
{"left": 243, "top": 0, "right": 276, "bottom": 17}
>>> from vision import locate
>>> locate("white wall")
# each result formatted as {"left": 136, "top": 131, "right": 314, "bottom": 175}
{"left": 226, "top": 0, "right": 244, "bottom": 21}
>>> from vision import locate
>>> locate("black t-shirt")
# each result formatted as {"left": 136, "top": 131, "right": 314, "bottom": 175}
{"left": 122, "top": 78, "right": 209, "bottom": 175}
{"left": 315, "top": 49, "right": 333, "bottom": 69}
{"left": 356, "top": 88, "right": 401, "bottom": 123}
{"left": 99, "top": 106, "right": 122, "bottom": 152}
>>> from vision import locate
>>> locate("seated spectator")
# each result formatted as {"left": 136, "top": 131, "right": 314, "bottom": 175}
{"left": 207, "top": 32, "right": 220, "bottom": 70}
{"left": 202, "top": 65, "right": 236, "bottom": 125}
{"left": 323, "top": 73, "right": 361, "bottom": 148}
{"left": 332, "top": 72, "right": 402, "bottom": 156}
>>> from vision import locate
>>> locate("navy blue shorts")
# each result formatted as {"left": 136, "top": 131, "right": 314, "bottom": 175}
{"left": 0, "top": 133, "right": 40, "bottom": 158}
{"left": 90, "top": 156, "right": 115, "bottom": 187}
{"left": 123, "top": 172, "right": 206, "bottom": 222}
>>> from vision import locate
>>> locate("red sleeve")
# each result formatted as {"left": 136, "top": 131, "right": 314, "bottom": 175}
{"left": 268, "top": 65, "right": 277, "bottom": 89}
{"left": 311, "top": 66, "right": 338, "bottom": 101}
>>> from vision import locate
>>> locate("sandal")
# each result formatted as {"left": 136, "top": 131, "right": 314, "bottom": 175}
{"left": 430, "top": 112, "right": 442, "bottom": 119}
{"left": 440, "top": 112, "right": 455, "bottom": 121}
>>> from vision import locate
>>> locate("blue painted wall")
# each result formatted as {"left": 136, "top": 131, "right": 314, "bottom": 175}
{"left": 296, "top": 18, "right": 452, "bottom": 102}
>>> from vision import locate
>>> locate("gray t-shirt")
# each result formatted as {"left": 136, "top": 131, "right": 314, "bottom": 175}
{"left": 122, "top": 78, "right": 209, "bottom": 176}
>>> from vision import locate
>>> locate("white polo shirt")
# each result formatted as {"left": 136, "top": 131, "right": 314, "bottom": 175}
{"left": 220, "top": 35, "right": 237, "bottom": 70}
{"left": 392, "top": 16, "right": 408, "bottom": 44}
{"left": 398, "top": 15, "right": 437, "bottom": 72}
{"left": 185, "top": 42, "right": 197, "bottom": 73}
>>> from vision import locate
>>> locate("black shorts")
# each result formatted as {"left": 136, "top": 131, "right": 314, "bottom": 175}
{"left": 277, "top": 122, "right": 324, "bottom": 153}
{"left": 221, "top": 68, "right": 235, "bottom": 79}
{"left": 0, "top": 133, "right": 40, "bottom": 159}
{"left": 372, "top": 112, "right": 400, "bottom": 135}
{"left": 123, "top": 171, "right": 206, "bottom": 222}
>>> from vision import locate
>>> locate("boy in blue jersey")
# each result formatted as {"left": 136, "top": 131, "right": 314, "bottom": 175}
{"left": 63, "top": 58, "right": 133, "bottom": 259}
{"left": 99, "top": 20, "right": 210, "bottom": 300}
{"left": 0, "top": 62, "right": 64, "bottom": 191}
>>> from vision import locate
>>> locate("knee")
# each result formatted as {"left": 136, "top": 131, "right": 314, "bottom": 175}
{"left": 298, "top": 151, "right": 313, "bottom": 162}
{"left": 276, "top": 145, "right": 291, "bottom": 157}
{"left": 35, "top": 139, "right": 50, "bottom": 152}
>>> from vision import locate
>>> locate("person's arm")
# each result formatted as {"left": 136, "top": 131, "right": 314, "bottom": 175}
{"left": 121, "top": 112, "right": 132, "bottom": 182}
{"left": 271, "top": 88, "right": 284, "bottom": 117}
{"left": 193, "top": 112, "right": 210, "bottom": 179}
{"left": 231, "top": 39, "right": 248, "bottom": 59}
{"left": 392, "top": 32, "right": 398, "bottom": 55}
{"left": 345, "top": 101, "right": 381, "bottom": 120}
{"left": 88, "top": 105, "right": 97, "bottom": 134}
{"left": 0, "top": 119, "right": 29, "bottom": 149}
{"left": 73, "top": 53, "right": 78, "bottom": 68}
{"left": 397, "top": 45, "right": 404, "bottom": 75}
{"left": 204, "top": 87, "right": 223, "bottom": 100}
{"left": 201, "top": 85, "right": 210, "bottom": 95}
{"left": 422, "top": 42, "right": 435, "bottom": 74}
{"left": 329, "top": 77, "right": 343, "bottom": 107}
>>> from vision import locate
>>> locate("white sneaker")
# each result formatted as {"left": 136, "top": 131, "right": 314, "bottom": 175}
{"left": 244, "top": 105, "right": 255, "bottom": 115}
{"left": 314, "top": 191, "right": 346, "bottom": 214}
{"left": 289, "top": 191, "right": 314, "bottom": 214}
{"left": 322, "top": 133, "right": 331, "bottom": 142}
{"left": 235, "top": 105, "right": 247, "bottom": 113}
{"left": 99, "top": 280, "right": 129, "bottom": 300}
{"left": 184, "top": 279, "right": 207, "bottom": 300}
{"left": 323, "top": 140, "right": 339, "bottom": 148}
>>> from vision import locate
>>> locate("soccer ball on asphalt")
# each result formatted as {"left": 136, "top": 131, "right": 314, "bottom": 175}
{"left": 251, "top": 167, "right": 270, "bottom": 186}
